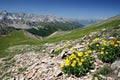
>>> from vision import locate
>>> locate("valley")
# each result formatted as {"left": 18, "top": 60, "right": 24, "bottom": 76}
{"left": 0, "top": 11, "right": 120, "bottom": 80}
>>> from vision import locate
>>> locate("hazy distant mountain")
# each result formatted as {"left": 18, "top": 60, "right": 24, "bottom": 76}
{"left": 77, "top": 19, "right": 103, "bottom": 25}
{"left": 86, "top": 14, "right": 120, "bottom": 27}
{"left": 69, "top": 18, "right": 104, "bottom": 26}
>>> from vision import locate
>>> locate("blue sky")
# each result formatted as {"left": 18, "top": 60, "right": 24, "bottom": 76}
{"left": 0, "top": 0, "right": 120, "bottom": 19}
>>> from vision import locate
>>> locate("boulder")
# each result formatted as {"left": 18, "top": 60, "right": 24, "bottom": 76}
{"left": 58, "top": 49, "right": 72, "bottom": 59}
{"left": 111, "top": 61, "right": 120, "bottom": 74}
{"left": 58, "top": 50, "right": 66, "bottom": 59}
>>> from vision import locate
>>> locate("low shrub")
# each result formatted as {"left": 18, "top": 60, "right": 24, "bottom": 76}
{"left": 61, "top": 50, "right": 95, "bottom": 76}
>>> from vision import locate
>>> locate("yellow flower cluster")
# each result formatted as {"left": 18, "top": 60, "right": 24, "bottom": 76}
{"left": 90, "top": 37, "right": 120, "bottom": 48}
{"left": 61, "top": 49, "right": 92, "bottom": 68}
{"left": 93, "top": 38, "right": 100, "bottom": 41}
{"left": 110, "top": 40, "right": 115, "bottom": 45}
{"left": 88, "top": 37, "right": 120, "bottom": 63}
{"left": 77, "top": 52, "right": 83, "bottom": 57}
{"left": 102, "top": 39, "right": 107, "bottom": 43}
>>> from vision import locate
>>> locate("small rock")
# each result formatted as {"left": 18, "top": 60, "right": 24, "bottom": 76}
{"left": 27, "top": 63, "right": 39, "bottom": 70}
{"left": 25, "top": 69, "right": 36, "bottom": 79}
{"left": 8, "top": 78, "right": 14, "bottom": 80}
{"left": 96, "top": 59, "right": 103, "bottom": 65}
{"left": 94, "top": 77, "right": 98, "bottom": 80}
{"left": 50, "top": 49, "right": 54, "bottom": 54}
{"left": 50, "top": 54, "right": 54, "bottom": 58}
{"left": 58, "top": 50, "right": 66, "bottom": 59}
{"left": 54, "top": 66, "right": 63, "bottom": 77}
{"left": 118, "top": 72, "right": 120, "bottom": 78}
{"left": 56, "top": 71, "right": 63, "bottom": 77}
{"left": 18, "top": 74, "right": 25, "bottom": 80}
{"left": 99, "top": 75, "right": 107, "bottom": 79}
{"left": 19, "top": 77, "right": 24, "bottom": 80}
{"left": 90, "top": 69, "right": 96, "bottom": 73}
{"left": 109, "top": 37, "right": 115, "bottom": 39}
{"left": 102, "top": 28, "right": 106, "bottom": 31}
{"left": 106, "top": 77, "right": 114, "bottom": 80}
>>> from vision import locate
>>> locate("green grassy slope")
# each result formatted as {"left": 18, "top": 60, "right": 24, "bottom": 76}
{"left": 0, "top": 30, "right": 39, "bottom": 57}
{"left": 27, "top": 22, "right": 83, "bottom": 37}
{"left": 0, "top": 15, "right": 120, "bottom": 58}
{"left": 45, "top": 31, "right": 71, "bottom": 39}
{"left": 41, "top": 20, "right": 120, "bottom": 43}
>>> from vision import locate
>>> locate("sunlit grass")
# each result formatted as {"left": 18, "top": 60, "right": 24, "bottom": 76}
{"left": 0, "top": 20, "right": 120, "bottom": 58}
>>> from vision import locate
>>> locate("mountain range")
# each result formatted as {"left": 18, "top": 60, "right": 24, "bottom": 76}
{"left": 77, "top": 19, "right": 103, "bottom": 25}
{"left": 0, "top": 10, "right": 86, "bottom": 36}
{"left": 0, "top": 10, "right": 102, "bottom": 28}
{"left": 0, "top": 10, "right": 104, "bottom": 37}
{"left": 0, "top": 10, "right": 82, "bottom": 29}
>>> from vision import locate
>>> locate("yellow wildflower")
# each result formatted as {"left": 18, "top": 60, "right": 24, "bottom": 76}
{"left": 106, "top": 52, "right": 108, "bottom": 54}
{"left": 110, "top": 40, "right": 115, "bottom": 45}
{"left": 65, "top": 58, "right": 70, "bottom": 66}
{"left": 73, "top": 60, "right": 77, "bottom": 64}
{"left": 117, "top": 41, "right": 120, "bottom": 44}
{"left": 81, "top": 58, "right": 85, "bottom": 62}
{"left": 65, "top": 61, "right": 70, "bottom": 66}
{"left": 114, "top": 44, "right": 118, "bottom": 47}
{"left": 102, "top": 39, "right": 107, "bottom": 43}
{"left": 60, "top": 63, "right": 64, "bottom": 68}
{"left": 87, "top": 50, "right": 92, "bottom": 54}
{"left": 78, "top": 62, "right": 82, "bottom": 66}
{"left": 71, "top": 63, "right": 75, "bottom": 67}
{"left": 94, "top": 38, "right": 100, "bottom": 41}
{"left": 85, "top": 52, "right": 89, "bottom": 56}
{"left": 100, "top": 51, "right": 104, "bottom": 54}
{"left": 65, "top": 57, "right": 69, "bottom": 61}
{"left": 96, "top": 44, "right": 99, "bottom": 47}
{"left": 76, "top": 58, "right": 79, "bottom": 61}
{"left": 85, "top": 52, "right": 88, "bottom": 54}
{"left": 103, "top": 43, "right": 108, "bottom": 46}
{"left": 77, "top": 52, "right": 83, "bottom": 57}
{"left": 101, "top": 48, "right": 104, "bottom": 50}
{"left": 85, "top": 54, "right": 89, "bottom": 56}
{"left": 70, "top": 54, "right": 76, "bottom": 59}
{"left": 71, "top": 60, "right": 76, "bottom": 67}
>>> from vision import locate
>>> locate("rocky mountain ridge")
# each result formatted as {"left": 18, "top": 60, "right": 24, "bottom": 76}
{"left": 0, "top": 10, "right": 72, "bottom": 22}
{"left": 0, "top": 10, "right": 84, "bottom": 37}
{"left": 0, "top": 10, "right": 81, "bottom": 29}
